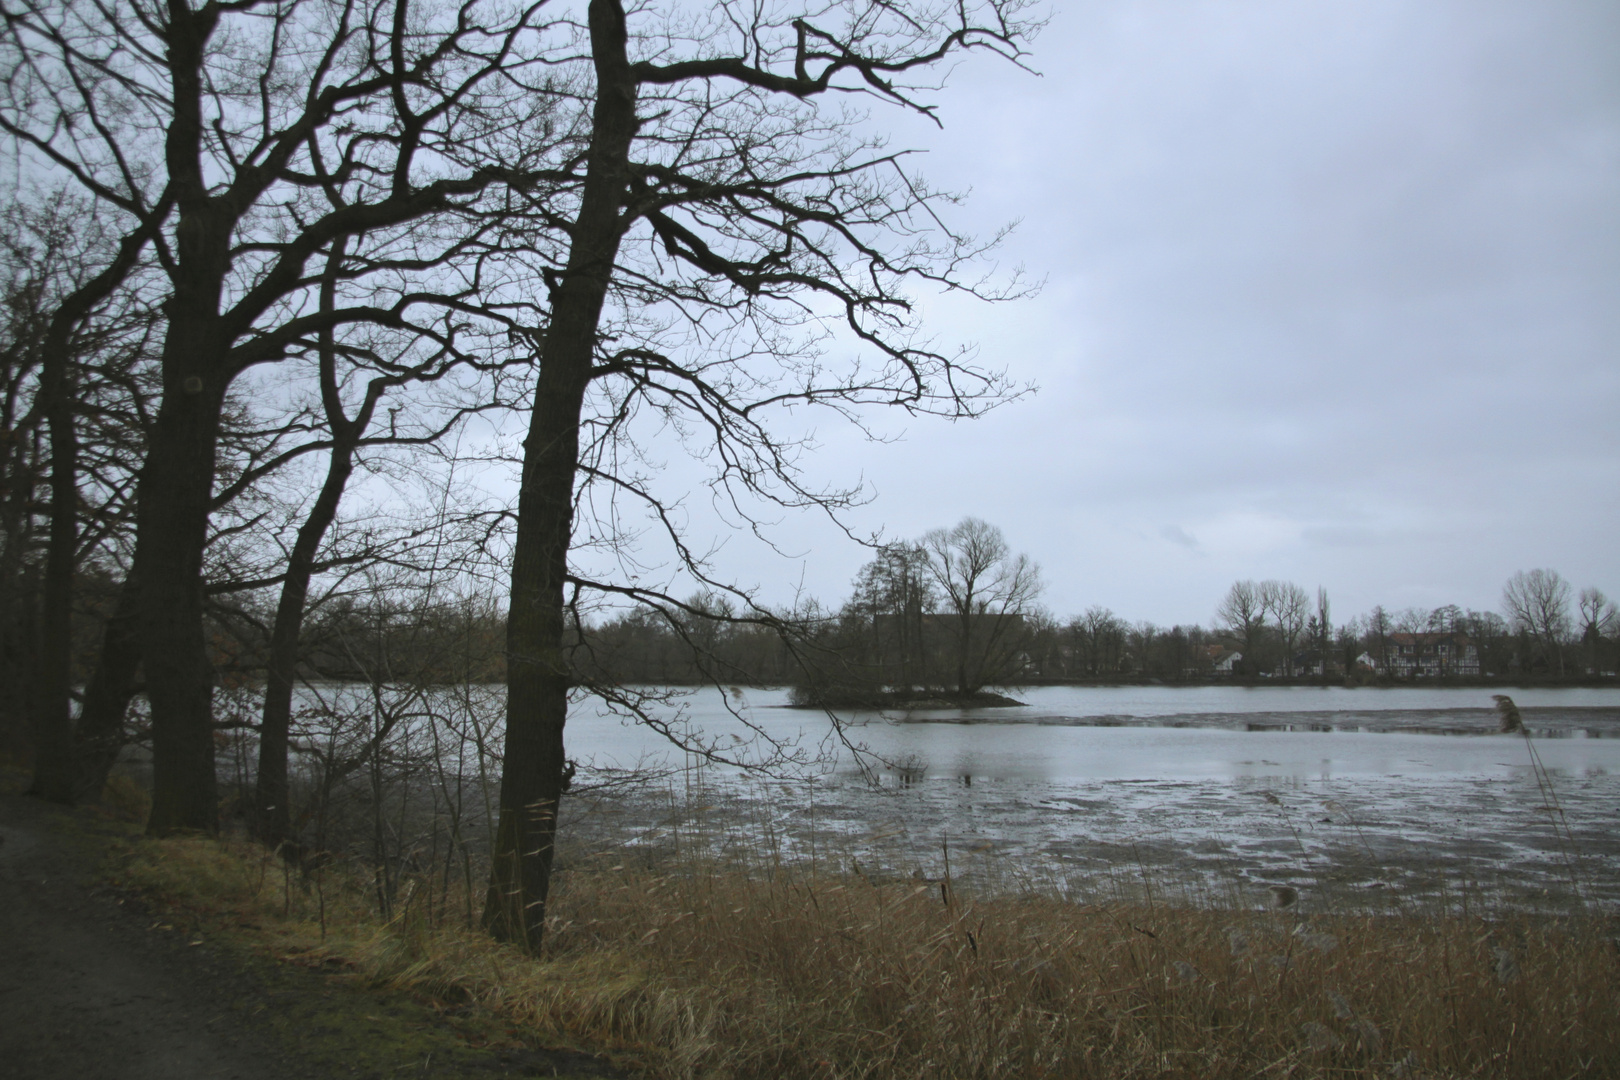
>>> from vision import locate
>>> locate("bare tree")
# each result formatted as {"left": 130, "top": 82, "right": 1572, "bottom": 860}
{"left": 1261, "top": 580, "right": 1309, "bottom": 677}
{"left": 1215, "top": 580, "right": 1265, "bottom": 676}
{"left": 1313, "top": 586, "right": 1332, "bottom": 678}
{"left": 482, "top": 0, "right": 1035, "bottom": 950}
{"left": 1070, "top": 605, "right": 1123, "bottom": 677}
{"left": 1128, "top": 620, "right": 1157, "bottom": 677}
{"left": 846, "top": 542, "right": 936, "bottom": 691}
{"left": 0, "top": 194, "right": 162, "bottom": 801}
{"left": 1392, "top": 606, "right": 1430, "bottom": 635}
{"left": 247, "top": 245, "right": 526, "bottom": 850}
{"left": 1502, "top": 568, "right": 1572, "bottom": 676}
{"left": 921, "top": 518, "right": 1042, "bottom": 696}
{"left": 1367, "top": 604, "right": 1393, "bottom": 672}
{"left": 0, "top": 222, "right": 56, "bottom": 759}
{"left": 1428, "top": 604, "right": 1463, "bottom": 634}
{"left": 1462, "top": 608, "right": 1510, "bottom": 676}
{"left": 1, "top": 0, "right": 575, "bottom": 832}
{"left": 1577, "top": 587, "right": 1616, "bottom": 676}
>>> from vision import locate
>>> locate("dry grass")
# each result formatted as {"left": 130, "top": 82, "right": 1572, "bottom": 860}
{"left": 119, "top": 830, "right": 1619, "bottom": 1080}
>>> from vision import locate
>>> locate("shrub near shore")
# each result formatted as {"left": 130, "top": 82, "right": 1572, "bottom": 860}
{"left": 120, "top": 830, "right": 1618, "bottom": 1080}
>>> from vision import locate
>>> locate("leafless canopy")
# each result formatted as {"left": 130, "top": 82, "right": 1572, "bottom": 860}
{"left": 1502, "top": 568, "right": 1572, "bottom": 676}
{"left": 920, "top": 516, "right": 1042, "bottom": 695}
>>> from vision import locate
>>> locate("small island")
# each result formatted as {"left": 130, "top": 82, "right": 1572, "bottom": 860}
{"left": 786, "top": 687, "right": 1027, "bottom": 710}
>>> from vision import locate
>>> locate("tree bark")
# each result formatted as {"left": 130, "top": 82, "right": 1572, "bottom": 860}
{"left": 138, "top": 344, "right": 227, "bottom": 834}
{"left": 1, "top": 573, "right": 41, "bottom": 763}
{"left": 138, "top": 224, "right": 231, "bottom": 834}
{"left": 252, "top": 439, "right": 356, "bottom": 848}
{"left": 27, "top": 336, "right": 79, "bottom": 803}
{"left": 251, "top": 436, "right": 366, "bottom": 841}
{"left": 140, "top": 1, "right": 232, "bottom": 836}
{"left": 71, "top": 578, "right": 143, "bottom": 802}
{"left": 482, "top": 0, "right": 637, "bottom": 951}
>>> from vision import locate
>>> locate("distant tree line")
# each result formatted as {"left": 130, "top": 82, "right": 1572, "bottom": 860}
{"left": 561, "top": 560, "right": 1619, "bottom": 692}
{"left": 566, "top": 517, "right": 1045, "bottom": 705}
{"left": 1201, "top": 569, "right": 1616, "bottom": 681}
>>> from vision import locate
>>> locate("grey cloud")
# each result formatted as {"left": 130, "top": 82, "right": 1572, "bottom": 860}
{"left": 1301, "top": 526, "right": 1399, "bottom": 550}
{"left": 1161, "top": 524, "right": 1201, "bottom": 549}
{"left": 684, "top": 1, "right": 1620, "bottom": 626}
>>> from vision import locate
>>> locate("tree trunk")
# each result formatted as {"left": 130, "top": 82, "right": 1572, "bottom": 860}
{"left": 483, "top": 0, "right": 637, "bottom": 951}
{"left": 28, "top": 228, "right": 152, "bottom": 803}
{"left": 139, "top": 316, "right": 228, "bottom": 835}
{"left": 254, "top": 243, "right": 364, "bottom": 850}
{"left": 1, "top": 571, "right": 41, "bottom": 763}
{"left": 253, "top": 439, "right": 356, "bottom": 847}
{"left": 27, "top": 335, "right": 79, "bottom": 803}
{"left": 72, "top": 578, "right": 143, "bottom": 802}
{"left": 956, "top": 606, "right": 973, "bottom": 698}
{"left": 135, "top": 0, "right": 232, "bottom": 837}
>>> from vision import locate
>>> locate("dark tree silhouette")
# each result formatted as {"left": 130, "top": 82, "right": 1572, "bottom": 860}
{"left": 482, "top": 0, "right": 1036, "bottom": 950}
{"left": 1503, "top": 569, "right": 1572, "bottom": 676}
{"left": 1, "top": 0, "right": 573, "bottom": 832}
{"left": 1216, "top": 580, "right": 1266, "bottom": 676}
{"left": 920, "top": 518, "right": 1041, "bottom": 696}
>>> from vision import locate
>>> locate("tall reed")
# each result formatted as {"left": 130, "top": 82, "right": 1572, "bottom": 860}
{"left": 123, "top": 810, "right": 1619, "bottom": 1080}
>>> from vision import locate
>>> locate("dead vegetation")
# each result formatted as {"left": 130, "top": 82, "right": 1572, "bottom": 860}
{"left": 118, "top": 825, "right": 1619, "bottom": 1080}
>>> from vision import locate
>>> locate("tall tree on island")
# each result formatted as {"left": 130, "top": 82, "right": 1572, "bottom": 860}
{"left": 919, "top": 518, "right": 1042, "bottom": 698}
{"left": 846, "top": 543, "right": 936, "bottom": 691}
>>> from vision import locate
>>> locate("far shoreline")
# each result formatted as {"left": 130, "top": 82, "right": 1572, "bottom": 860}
{"left": 780, "top": 689, "right": 1027, "bottom": 711}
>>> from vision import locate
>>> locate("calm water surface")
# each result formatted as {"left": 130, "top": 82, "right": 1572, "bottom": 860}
{"left": 565, "top": 684, "right": 1620, "bottom": 781}
{"left": 558, "top": 685, "right": 1620, "bottom": 908}
{"left": 281, "top": 682, "right": 1620, "bottom": 907}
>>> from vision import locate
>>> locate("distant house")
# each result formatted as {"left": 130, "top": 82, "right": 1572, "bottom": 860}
{"left": 1385, "top": 632, "right": 1480, "bottom": 677}
{"left": 1206, "top": 645, "right": 1243, "bottom": 674}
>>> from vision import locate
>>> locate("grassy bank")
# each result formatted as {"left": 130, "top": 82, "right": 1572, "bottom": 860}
{"left": 113, "top": 826, "right": 1618, "bottom": 1080}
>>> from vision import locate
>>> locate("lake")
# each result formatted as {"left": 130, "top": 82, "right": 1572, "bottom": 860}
{"left": 555, "top": 684, "right": 1620, "bottom": 912}
{"left": 566, "top": 684, "right": 1620, "bottom": 778}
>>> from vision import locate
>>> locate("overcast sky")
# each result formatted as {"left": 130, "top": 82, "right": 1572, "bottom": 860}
{"left": 554, "top": 0, "right": 1620, "bottom": 628}
{"left": 693, "top": 0, "right": 1618, "bottom": 629}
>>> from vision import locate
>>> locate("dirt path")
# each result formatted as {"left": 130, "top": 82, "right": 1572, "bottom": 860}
{"left": 0, "top": 794, "right": 306, "bottom": 1079}
{"left": 0, "top": 793, "right": 624, "bottom": 1080}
